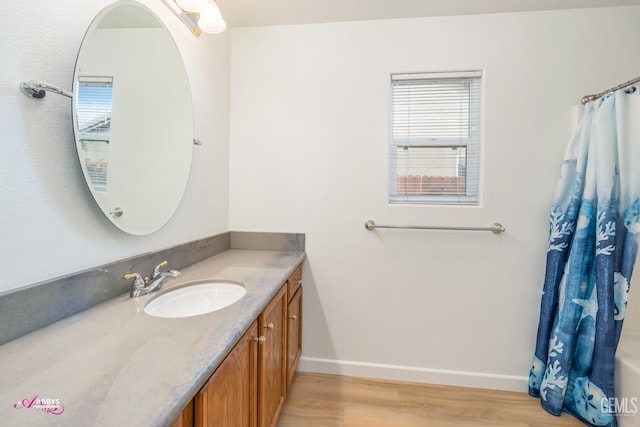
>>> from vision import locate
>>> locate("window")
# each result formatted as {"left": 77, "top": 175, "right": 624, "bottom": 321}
{"left": 389, "top": 71, "right": 481, "bottom": 205}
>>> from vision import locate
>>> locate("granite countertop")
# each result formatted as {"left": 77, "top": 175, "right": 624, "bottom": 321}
{"left": 0, "top": 249, "right": 305, "bottom": 427}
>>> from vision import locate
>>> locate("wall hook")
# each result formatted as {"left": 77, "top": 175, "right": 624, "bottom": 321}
{"left": 20, "top": 80, "right": 72, "bottom": 99}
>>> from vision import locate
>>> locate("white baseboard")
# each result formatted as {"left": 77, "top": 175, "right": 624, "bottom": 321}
{"left": 298, "top": 356, "right": 529, "bottom": 392}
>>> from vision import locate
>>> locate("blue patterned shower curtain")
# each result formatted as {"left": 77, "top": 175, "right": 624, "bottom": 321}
{"left": 529, "top": 86, "right": 640, "bottom": 426}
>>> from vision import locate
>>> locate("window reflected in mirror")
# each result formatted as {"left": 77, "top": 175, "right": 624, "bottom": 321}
{"left": 76, "top": 76, "right": 113, "bottom": 193}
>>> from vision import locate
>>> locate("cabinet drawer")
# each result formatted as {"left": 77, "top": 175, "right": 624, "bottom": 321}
{"left": 287, "top": 264, "right": 302, "bottom": 302}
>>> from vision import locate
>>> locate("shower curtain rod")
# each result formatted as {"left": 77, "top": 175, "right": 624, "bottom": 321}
{"left": 581, "top": 75, "right": 640, "bottom": 105}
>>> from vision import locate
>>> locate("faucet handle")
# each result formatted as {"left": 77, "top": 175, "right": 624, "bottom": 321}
{"left": 152, "top": 260, "right": 169, "bottom": 278}
{"left": 124, "top": 272, "right": 150, "bottom": 298}
{"left": 123, "top": 272, "right": 145, "bottom": 286}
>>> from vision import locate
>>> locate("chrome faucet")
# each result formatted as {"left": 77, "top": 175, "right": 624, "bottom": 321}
{"left": 123, "top": 260, "right": 181, "bottom": 298}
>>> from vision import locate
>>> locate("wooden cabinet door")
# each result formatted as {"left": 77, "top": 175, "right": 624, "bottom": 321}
{"left": 286, "top": 287, "right": 302, "bottom": 388}
{"left": 258, "top": 285, "right": 287, "bottom": 427}
{"left": 195, "top": 322, "right": 258, "bottom": 427}
{"left": 171, "top": 400, "right": 193, "bottom": 427}
{"left": 287, "top": 265, "right": 302, "bottom": 302}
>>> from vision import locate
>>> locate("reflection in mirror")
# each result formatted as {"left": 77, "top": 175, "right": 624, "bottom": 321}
{"left": 73, "top": 1, "right": 194, "bottom": 235}
{"left": 77, "top": 77, "right": 113, "bottom": 192}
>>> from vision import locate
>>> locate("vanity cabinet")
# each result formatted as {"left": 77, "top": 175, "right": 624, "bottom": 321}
{"left": 286, "top": 264, "right": 303, "bottom": 388}
{"left": 287, "top": 264, "right": 302, "bottom": 301}
{"left": 178, "top": 266, "right": 302, "bottom": 427}
{"left": 171, "top": 400, "right": 194, "bottom": 427}
{"left": 258, "top": 285, "right": 287, "bottom": 427}
{"left": 195, "top": 322, "right": 258, "bottom": 427}
{"left": 286, "top": 285, "right": 302, "bottom": 388}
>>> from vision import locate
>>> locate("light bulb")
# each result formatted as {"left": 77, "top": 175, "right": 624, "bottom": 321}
{"left": 198, "top": 2, "right": 226, "bottom": 34}
{"left": 176, "top": 0, "right": 208, "bottom": 13}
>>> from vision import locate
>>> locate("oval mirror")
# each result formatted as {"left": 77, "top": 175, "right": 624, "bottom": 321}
{"left": 73, "top": 0, "right": 193, "bottom": 235}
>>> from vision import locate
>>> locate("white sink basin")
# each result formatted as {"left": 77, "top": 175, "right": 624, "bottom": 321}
{"left": 144, "top": 281, "right": 246, "bottom": 318}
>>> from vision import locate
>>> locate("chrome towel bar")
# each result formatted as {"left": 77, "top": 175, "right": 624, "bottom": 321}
{"left": 364, "top": 219, "right": 506, "bottom": 234}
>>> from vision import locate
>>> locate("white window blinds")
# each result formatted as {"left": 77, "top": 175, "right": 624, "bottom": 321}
{"left": 389, "top": 71, "right": 481, "bottom": 205}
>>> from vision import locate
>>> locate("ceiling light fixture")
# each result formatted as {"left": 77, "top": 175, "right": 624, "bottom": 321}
{"left": 162, "top": 0, "right": 226, "bottom": 36}
{"left": 198, "top": 1, "right": 227, "bottom": 34}
{"left": 176, "top": 0, "right": 208, "bottom": 13}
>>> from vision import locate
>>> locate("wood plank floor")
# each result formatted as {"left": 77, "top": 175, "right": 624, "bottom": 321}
{"left": 277, "top": 373, "right": 584, "bottom": 427}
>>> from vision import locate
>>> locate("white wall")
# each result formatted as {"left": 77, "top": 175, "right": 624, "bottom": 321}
{"left": 0, "top": 0, "right": 230, "bottom": 292}
{"left": 229, "top": 7, "right": 640, "bottom": 390}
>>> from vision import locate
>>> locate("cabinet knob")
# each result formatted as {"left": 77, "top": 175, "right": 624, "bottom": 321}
{"left": 263, "top": 323, "right": 275, "bottom": 330}
{"left": 297, "top": 279, "right": 302, "bottom": 285}
{"left": 288, "top": 315, "right": 297, "bottom": 321}
{"left": 254, "top": 336, "right": 266, "bottom": 343}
